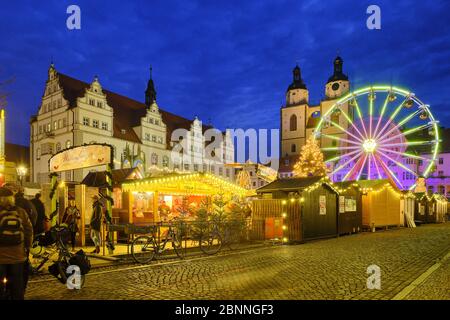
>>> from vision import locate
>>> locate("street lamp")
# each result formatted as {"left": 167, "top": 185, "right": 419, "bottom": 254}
{"left": 16, "top": 166, "right": 27, "bottom": 186}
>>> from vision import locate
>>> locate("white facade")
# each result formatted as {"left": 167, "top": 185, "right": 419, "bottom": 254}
{"left": 30, "top": 64, "right": 234, "bottom": 184}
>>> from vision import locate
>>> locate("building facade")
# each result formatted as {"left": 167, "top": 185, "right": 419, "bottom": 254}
{"left": 30, "top": 64, "right": 234, "bottom": 184}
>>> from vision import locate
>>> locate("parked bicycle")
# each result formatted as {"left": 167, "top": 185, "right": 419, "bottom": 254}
{"left": 199, "top": 219, "right": 246, "bottom": 255}
{"left": 131, "top": 221, "right": 185, "bottom": 264}
{"left": 30, "top": 225, "right": 90, "bottom": 288}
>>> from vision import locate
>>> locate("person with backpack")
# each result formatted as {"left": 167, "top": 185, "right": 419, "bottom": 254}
{"left": 62, "top": 199, "right": 81, "bottom": 252}
{"left": 0, "top": 187, "right": 33, "bottom": 300}
{"left": 90, "top": 195, "right": 103, "bottom": 254}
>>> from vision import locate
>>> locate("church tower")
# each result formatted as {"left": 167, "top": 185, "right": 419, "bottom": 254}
{"left": 325, "top": 56, "right": 349, "bottom": 99}
{"left": 280, "top": 65, "right": 309, "bottom": 158}
{"left": 145, "top": 67, "right": 157, "bottom": 107}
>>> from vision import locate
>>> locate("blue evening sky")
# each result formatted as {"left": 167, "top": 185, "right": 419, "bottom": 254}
{"left": 1, "top": 0, "right": 450, "bottom": 146}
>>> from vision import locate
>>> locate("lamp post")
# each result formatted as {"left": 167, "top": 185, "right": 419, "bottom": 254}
{"left": 16, "top": 166, "right": 27, "bottom": 186}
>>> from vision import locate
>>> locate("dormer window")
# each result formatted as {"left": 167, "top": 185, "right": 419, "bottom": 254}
{"left": 121, "top": 129, "right": 126, "bottom": 135}
{"left": 89, "top": 99, "right": 95, "bottom": 106}
{"left": 97, "top": 101, "right": 102, "bottom": 108}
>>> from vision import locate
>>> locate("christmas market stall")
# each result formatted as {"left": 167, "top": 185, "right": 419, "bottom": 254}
{"left": 428, "top": 193, "right": 447, "bottom": 223}
{"left": 120, "top": 172, "right": 249, "bottom": 225}
{"left": 334, "top": 182, "right": 363, "bottom": 235}
{"left": 357, "top": 180, "right": 404, "bottom": 231}
{"left": 254, "top": 176, "right": 339, "bottom": 243}
{"left": 414, "top": 193, "right": 431, "bottom": 224}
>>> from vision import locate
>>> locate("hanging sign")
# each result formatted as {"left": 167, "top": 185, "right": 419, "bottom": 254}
{"left": 345, "top": 197, "right": 357, "bottom": 212}
{"left": 339, "top": 196, "right": 345, "bottom": 213}
{"left": 319, "top": 195, "right": 326, "bottom": 215}
{"left": 49, "top": 144, "right": 111, "bottom": 172}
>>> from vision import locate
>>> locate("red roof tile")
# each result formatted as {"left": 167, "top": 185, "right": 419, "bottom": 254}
{"left": 55, "top": 73, "right": 214, "bottom": 147}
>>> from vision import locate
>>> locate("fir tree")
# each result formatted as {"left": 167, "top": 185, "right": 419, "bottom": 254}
{"left": 293, "top": 135, "right": 328, "bottom": 177}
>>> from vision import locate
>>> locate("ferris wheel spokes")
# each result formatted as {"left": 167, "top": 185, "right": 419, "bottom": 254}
{"left": 374, "top": 153, "right": 405, "bottom": 189}
{"left": 377, "top": 149, "right": 419, "bottom": 177}
{"left": 379, "top": 123, "right": 432, "bottom": 145}
{"left": 331, "top": 150, "right": 364, "bottom": 176}
{"left": 336, "top": 104, "right": 366, "bottom": 140}
{"left": 372, "top": 153, "right": 383, "bottom": 179}
{"left": 352, "top": 97, "right": 370, "bottom": 139}
{"left": 321, "top": 133, "right": 362, "bottom": 146}
{"left": 326, "top": 119, "right": 364, "bottom": 143}
{"left": 372, "top": 94, "right": 391, "bottom": 141}
{"left": 354, "top": 154, "right": 369, "bottom": 181}
{"left": 373, "top": 97, "right": 409, "bottom": 141}
{"left": 377, "top": 109, "right": 423, "bottom": 143}
{"left": 325, "top": 148, "right": 362, "bottom": 164}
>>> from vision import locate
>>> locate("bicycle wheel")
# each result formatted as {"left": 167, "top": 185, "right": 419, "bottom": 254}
{"left": 200, "top": 231, "right": 222, "bottom": 255}
{"left": 172, "top": 232, "right": 185, "bottom": 259}
{"left": 224, "top": 227, "right": 241, "bottom": 250}
{"left": 131, "top": 235, "right": 156, "bottom": 264}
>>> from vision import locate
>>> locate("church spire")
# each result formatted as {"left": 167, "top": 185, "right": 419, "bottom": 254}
{"left": 287, "top": 64, "right": 307, "bottom": 91}
{"left": 327, "top": 56, "right": 348, "bottom": 83}
{"left": 145, "top": 66, "right": 156, "bottom": 107}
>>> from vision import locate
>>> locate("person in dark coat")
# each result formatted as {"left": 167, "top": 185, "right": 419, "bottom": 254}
{"left": 30, "top": 193, "right": 46, "bottom": 235}
{"left": 62, "top": 199, "right": 80, "bottom": 252}
{"left": 90, "top": 195, "right": 103, "bottom": 254}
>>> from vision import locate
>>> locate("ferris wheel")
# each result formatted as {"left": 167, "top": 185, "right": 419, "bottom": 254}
{"left": 313, "top": 86, "right": 440, "bottom": 190}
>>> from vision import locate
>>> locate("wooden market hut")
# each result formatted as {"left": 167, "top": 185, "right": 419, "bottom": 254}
{"left": 334, "top": 182, "right": 363, "bottom": 235}
{"left": 120, "top": 172, "right": 249, "bottom": 225}
{"left": 429, "top": 194, "right": 448, "bottom": 223}
{"left": 414, "top": 193, "right": 432, "bottom": 224}
{"left": 254, "top": 176, "right": 339, "bottom": 243}
{"left": 356, "top": 180, "right": 404, "bottom": 231}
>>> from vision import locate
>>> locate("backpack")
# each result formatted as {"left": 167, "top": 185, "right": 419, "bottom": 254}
{"left": 0, "top": 210, "right": 25, "bottom": 246}
{"left": 69, "top": 249, "right": 91, "bottom": 275}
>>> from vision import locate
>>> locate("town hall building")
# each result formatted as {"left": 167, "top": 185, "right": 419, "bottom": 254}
{"left": 30, "top": 64, "right": 235, "bottom": 184}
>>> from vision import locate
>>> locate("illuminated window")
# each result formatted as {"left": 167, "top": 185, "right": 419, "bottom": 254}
{"left": 66, "top": 140, "right": 72, "bottom": 149}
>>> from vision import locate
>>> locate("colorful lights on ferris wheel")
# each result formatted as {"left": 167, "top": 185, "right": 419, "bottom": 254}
{"left": 314, "top": 85, "right": 440, "bottom": 191}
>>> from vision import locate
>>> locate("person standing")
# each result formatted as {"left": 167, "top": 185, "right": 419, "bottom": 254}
{"left": 0, "top": 187, "right": 33, "bottom": 300}
{"left": 4, "top": 184, "right": 37, "bottom": 228}
{"left": 30, "top": 193, "right": 46, "bottom": 235}
{"left": 62, "top": 199, "right": 81, "bottom": 252}
{"left": 90, "top": 195, "right": 103, "bottom": 254}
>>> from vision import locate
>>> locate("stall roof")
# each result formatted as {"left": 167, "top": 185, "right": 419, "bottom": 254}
{"left": 122, "top": 172, "right": 251, "bottom": 197}
{"left": 81, "top": 168, "right": 141, "bottom": 187}
{"left": 256, "top": 176, "right": 337, "bottom": 193}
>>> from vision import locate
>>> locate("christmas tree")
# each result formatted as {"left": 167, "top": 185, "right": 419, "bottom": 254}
{"left": 293, "top": 135, "right": 327, "bottom": 177}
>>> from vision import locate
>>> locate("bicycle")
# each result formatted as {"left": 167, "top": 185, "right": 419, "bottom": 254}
{"left": 199, "top": 221, "right": 222, "bottom": 255}
{"left": 131, "top": 221, "right": 185, "bottom": 264}
{"left": 32, "top": 225, "right": 87, "bottom": 288}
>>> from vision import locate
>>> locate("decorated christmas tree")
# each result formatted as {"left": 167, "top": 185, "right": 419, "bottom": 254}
{"left": 293, "top": 135, "right": 327, "bottom": 177}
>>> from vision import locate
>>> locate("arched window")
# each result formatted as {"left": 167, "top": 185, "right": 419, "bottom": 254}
{"left": 291, "top": 144, "right": 296, "bottom": 153}
{"left": 290, "top": 114, "right": 297, "bottom": 131}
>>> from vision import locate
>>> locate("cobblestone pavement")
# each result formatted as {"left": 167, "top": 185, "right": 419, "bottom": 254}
{"left": 26, "top": 223, "right": 450, "bottom": 300}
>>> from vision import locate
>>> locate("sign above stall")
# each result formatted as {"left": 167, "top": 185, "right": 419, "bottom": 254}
{"left": 49, "top": 144, "right": 112, "bottom": 173}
